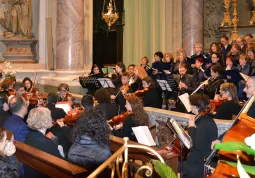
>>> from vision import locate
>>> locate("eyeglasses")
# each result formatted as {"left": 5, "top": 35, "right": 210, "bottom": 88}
{"left": 245, "top": 84, "right": 255, "bottom": 89}
{"left": 60, "top": 89, "right": 67, "bottom": 92}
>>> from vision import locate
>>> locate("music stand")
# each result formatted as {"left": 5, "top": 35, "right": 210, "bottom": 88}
{"left": 79, "top": 76, "right": 102, "bottom": 89}
{"left": 157, "top": 80, "right": 173, "bottom": 110}
{"left": 166, "top": 118, "right": 193, "bottom": 178}
{"left": 97, "top": 78, "right": 115, "bottom": 88}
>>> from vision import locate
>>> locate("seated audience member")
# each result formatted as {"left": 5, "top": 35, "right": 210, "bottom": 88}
{"left": 211, "top": 83, "right": 241, "bottom": 120}
{"left": 142, "top": 76, "right": 162, "bottom": 108}
{"left": 0, "top": 128, "right": 19, "bottom": 178}
{"left": 0, "top": 93, "right": 10, "bottom": 127}
{"left": 68, "top": 108, "right": 111, "bottom": 173}
{"left": 24, "top": 107, "right": 63, "bottom": 178}
{"left": 204, "top": 65, "right": 224, "bottom": 99}
{"left": 46, "top": 93, "right": 66, "bottom": 122}
{"left": 94, "top": 88, "right": 117, "bottom": 121}
{"left": 3, "top": 96, "right": 29, "bottom": 142}
{"left": 183, "top": 93, "right": 217, "bottom": 178}
{"left": 111, "top": 94, "right": 149, "bottom": 141}
{"left": 81, "top": 94, "right": 94, "bottom": 111}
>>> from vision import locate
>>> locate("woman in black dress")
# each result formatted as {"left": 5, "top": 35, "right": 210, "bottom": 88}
{"left": 182, "top": 93, "right": 218, "bottom": 178}
{"left": 111, "top": 94, "right": 149, "bottom": 142}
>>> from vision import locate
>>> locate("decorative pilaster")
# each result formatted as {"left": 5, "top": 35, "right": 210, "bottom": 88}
{"left": 56, "top": 0, "right": 84, "bottom": 70}
{"left": 182, "top": 0, "right": 204, "bottom": 56}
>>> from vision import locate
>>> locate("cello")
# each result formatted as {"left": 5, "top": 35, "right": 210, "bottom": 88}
{"left": 205, "top": 95, "right": 255, "bottom": 178}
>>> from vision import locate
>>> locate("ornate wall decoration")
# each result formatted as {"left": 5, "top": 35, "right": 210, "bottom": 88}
{"left": 204, "top": 0, "right": 224, "bottom": 51}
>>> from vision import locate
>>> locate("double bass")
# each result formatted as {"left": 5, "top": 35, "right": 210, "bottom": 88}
{"left": 205, "top": 95, "right": 255, "bottom": 178}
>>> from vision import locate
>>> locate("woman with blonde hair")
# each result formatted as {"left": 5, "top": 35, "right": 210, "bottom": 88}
{"left": 172, "top": 49, "right": 191, "bottom": 74}
{"left": 110, "top": 94, "right": 149, "bottom": 141}
{"left": 128, "top": 66, "right": 148, "bottom": 93}
{"left": 211, "top": 82, "right": 241, "bottom": 120}
{"left": 24, "top": 107, "right": 64, "bottom": 177}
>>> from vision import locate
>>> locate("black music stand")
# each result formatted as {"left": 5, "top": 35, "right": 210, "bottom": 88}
{"left": 166, "top": 118, "right": 192, "bottom": 178}
{"left": 157, "top": 79, "right": 173, "bottom": 109}
{"left": 97, "top": 78, "right": 115, "bottom": 88}
{"left": 79, "top": 76, "right": 102, "bottom": 89}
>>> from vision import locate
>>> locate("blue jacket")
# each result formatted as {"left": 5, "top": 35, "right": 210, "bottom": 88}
{"left": 3, "top": 114, "right": 30, "bottom": 142}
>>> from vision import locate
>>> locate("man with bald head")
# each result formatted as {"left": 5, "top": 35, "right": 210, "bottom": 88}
{"left": 3, "top": 96, "right": 30, "bottom": 142}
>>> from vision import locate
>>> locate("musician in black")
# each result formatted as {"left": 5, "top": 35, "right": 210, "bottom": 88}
{"left": 128, "top": 66, "right": 147, "bottom": 93}
{"left": 151, "top": 51, "right": 163, "bottom": 80}
{"left": 190, "top": 58, "right": 205, "bottom": 92}
{"left": 89, "top": 64, "right": 104, "bottom": 79}
{"left": 108, "top": 62, "right": 126, "bottom": 90}
{"left": 182, "top": 93, "right": 218, "bottom": 178}
{"left": 173, "top": 64, "right": 192, "bottom": 95}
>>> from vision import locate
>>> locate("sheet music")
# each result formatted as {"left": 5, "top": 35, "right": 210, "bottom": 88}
{"left": 97, "top": 78, "right": 115, "bottom": 88}
{"left": 132, "top": 126, "right": 156, "bottom": 146}
{"left": 169, "top": 118, "right": 192, "bottom": 149}
{"left": 55, "top": 102, "right": 71, "bottom": 114}
{"left": 157, "top": 80, "right": 172, "bottom": 91}
{"left": 178, "top": 93, "right": 191, "bottom": 113}
{"left": 240, "top": 72, "right": 249, "bottom": 81}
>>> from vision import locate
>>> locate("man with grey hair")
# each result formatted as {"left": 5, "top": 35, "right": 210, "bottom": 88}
{"left": 236, "top": 36, "right": 246, "bottom": 54}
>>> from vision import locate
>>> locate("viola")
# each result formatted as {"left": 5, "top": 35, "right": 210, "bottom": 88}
{"left": 209, "top": 97, "right": 228, "bottom": 112}
{"left": 110, "top": 112, "right": 131, "bottom": 125}
{"left": 8, "top": 89, "right": 15, "bottom": 96}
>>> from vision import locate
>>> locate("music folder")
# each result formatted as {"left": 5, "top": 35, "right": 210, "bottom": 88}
{"left": 156, "top": 79, "right": 172, "bottom": 91}
{"left": 224, "top": 69, "right": 247, "bottom": 82}
{"left": 132, "top": 126, "right": 156, "bottom": 146}
{"left": 97, "top": 78, "right": 115, "bottom": 88}
{"left": 167, "top": 118, "right": 193, "bottom": 149}
{"left": 55, "top": 101, "right": 71, "bottom": 114}
{"left": 178, "top": 93, "right": 192, "bottom": 113}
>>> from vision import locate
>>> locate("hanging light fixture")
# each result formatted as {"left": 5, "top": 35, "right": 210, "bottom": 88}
{"left": 102, "top": 0, "right": 119, "bottom": 29}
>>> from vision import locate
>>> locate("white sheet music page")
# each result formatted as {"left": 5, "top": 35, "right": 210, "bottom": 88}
{"left": 132, "top": 126, "right": 156, "bottom": 146}
{"left": 97, "top": 78, "right": 115, "bottom": 88}
{"left": 178, "top": 93, "right": 191, "bottom": 112}
{"left": 240, "top": 72, "right": 249, "bottom": 81}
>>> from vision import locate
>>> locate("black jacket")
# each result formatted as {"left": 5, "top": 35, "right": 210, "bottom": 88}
{"left": 213, "top": 100, "right": 241, "bottom": 120}
{"left": 24, "top": 130, "right": 63, "bottom": 178}
{"left": 0, "top": 110, "right": 11, "bottom": 127}
{"left": 183, "top": 114, "right": 218, "bottom": 178}
{"left": 94, "top": 103, "right": 117, "bottom": 121}
{"left": 143, "top": 89, "right": 162, "bottom": 109}
{"left": 128, "top": 78, "right": 143, "bottom": 93}
{"left": 46, "top": 103, "right": 66, "bottom": 122}
{"left": 68, "top": 134, "right": 111, "bottom": 172}
{"left": 0, "top": 156, "right": 19, "bottom": 178}
{"left": 204, "top": 76, "right": 224, "bottom": 99}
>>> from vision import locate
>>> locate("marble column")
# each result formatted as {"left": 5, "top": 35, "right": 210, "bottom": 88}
{"left": 182, "top": 0, "right": 204, "bottom": 56}
{"left": 56, "top": 0, "right": 84, "bottom": 70}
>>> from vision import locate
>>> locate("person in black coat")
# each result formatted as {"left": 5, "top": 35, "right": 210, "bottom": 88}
{"left": 128, "top": 66, "right": 147, "bottom": 93}
{"left": 190, "top": 58, "right": 205, "bottom": 93}
{"left": 94, "top": 88, "right": 117, "bottom": 121}
{"left": 182, "top": 93, "right": 218, "bottom": 178}
{"left": 68, "top": 108, "right": 111, "bottom": 176}
{"left": 151, "top": 51, "right": 164, "bottom": 80}
{"left": 107, "top": 62, "right": 126, "bottom": 90}
{"left": 111, "top": 94, "right": 150, "bottom": 142}
{"left": 142, "top": 76, "right": 162, "bottom": 109}
{"left": 0, "top": 93, "right": 10, "bottom": 127}
{"left": 86, "top": 64, "right": 104, "bottom": 96}
{"left": 204, "top": 65, "right": 224, "bottom": 99}
{"left": 220, "top": 36, "right": 232, "bottom": 57}
{"left": 211, "top": 83, "right": 241, "bottom": 120}
{"left": 24, "top": 107, "right": 63, "bottom": 178}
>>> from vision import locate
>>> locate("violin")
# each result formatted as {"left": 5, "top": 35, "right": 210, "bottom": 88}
{"left": 53, "top": 106, "right": 84, "bottom": 126}
{"left": 134, "top": 88, "right": 148, "bottom": 98}
{"left": 8, "top": 89, "right": 15, "bottom": 96}
{"left": 109, "top": 112, "right": 131, "bottom": 125}
{"left": 209, "top": 97, "right": 228, "bottom": 112}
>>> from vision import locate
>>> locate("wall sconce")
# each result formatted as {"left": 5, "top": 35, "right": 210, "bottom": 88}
{"left": 102, "top": 0, "right": 119, "bottom": 29}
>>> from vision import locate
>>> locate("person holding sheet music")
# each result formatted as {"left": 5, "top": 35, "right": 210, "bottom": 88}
{"left": 210, "top": 83, "right": 241, "bottom": 120}
{"left": 142, "top": 76, "right": 162, "bottom": 109}
{"left": 203, "top": 65, "right": 224, "bottom": 99}
{"left": 171, "top": 49, "right": 191, "bottom": 75}
{"left": 151, "top": 51, "right": 164, "bottom": 80}
{"left": 128, "top": 66, "right": 147, "bottom": 93}
{"left": 162, "top": 52, "right": 174, "bottom": 79}
{"left": 140, "top": 56, "right": 150, "bottom": 74}
{"left": 110, "top": 94, "right": 149, "bottom": 142}
{"left": 182, "top": 93, "right": 218, "bottom": 178}
{"left": 237, "top": 54, "right": 250, "bottom": 100}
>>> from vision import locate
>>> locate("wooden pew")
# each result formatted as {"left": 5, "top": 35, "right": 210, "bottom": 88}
{"left": 15, "top": 140, "right": 87, "bottom": 178}
{"left": 109, "top": 135, "right": 179, "bottom": 174}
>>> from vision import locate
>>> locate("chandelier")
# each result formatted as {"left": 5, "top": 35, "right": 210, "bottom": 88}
{"left": 102, "top": 0, "right": 119, "bottom": 29}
